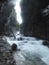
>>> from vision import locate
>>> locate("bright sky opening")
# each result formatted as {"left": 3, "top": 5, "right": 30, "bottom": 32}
{"left": 14, "top": 0, "right": 22, "bottom": 24}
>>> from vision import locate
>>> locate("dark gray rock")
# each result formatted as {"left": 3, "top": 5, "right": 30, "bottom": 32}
{"left": 11, "top": 43, "right": 17, "bottom": 51}
{"left": 17, "top": 37, "right": 23, "bottom": 41}
{"left": 43, "top": 41, "right": 49, "bottom": 47}
{"left": 21, "top": 0, "right": 49, "bottom": 41}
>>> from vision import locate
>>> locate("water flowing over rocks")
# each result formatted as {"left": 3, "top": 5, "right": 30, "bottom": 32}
{"left": 13, "top": 48, "right": 47, "bottom": 65}
{"left": 6, "top": 35, "right": 48, "bottom": 65}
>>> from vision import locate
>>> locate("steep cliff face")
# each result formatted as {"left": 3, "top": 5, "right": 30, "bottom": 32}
{"left": 21, "top": 0, "right": 49, "bottom": 41}
{"left": 0, "top": 0, "right": 14, "bottom": 35}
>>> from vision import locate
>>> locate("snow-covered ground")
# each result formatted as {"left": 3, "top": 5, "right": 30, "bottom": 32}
{"left": 3, "top": 34, "right": 49, "bottom": 65}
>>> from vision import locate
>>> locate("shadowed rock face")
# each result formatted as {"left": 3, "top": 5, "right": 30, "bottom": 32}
{"left": 0, "top": 0, "right": 14, "bottom": 35}
{"left": 21, "top": 0, "right": 49, "bottom": 41}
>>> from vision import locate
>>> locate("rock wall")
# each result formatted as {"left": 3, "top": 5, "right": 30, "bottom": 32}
{"left": 0, "top": 0, "right": 14, "bottom": 35}
{"left": 21, "top": 0, "right": 49, "bottom": 41}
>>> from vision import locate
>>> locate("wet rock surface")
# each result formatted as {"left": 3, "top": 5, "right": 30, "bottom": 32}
{"left": 21, "top": 0, "right": 49, "bottom": 41}
{"left": 0, "top": 37, "right": 16, "bottom": 65}
{"left": 11, "top": 43, "right": 17, "bottom": 51}
{"left": 43, "top": 41, "right": 49, "bottom": 47}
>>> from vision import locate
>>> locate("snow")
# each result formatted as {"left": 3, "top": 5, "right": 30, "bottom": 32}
{"left": 3, "top": 34, "right": 49, "bottom": 65}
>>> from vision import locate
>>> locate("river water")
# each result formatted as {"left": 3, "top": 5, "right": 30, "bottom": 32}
{"left": 3, "top": 34, "right": 49, "bottom": 65}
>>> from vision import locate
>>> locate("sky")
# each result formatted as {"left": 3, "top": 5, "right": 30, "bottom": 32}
{"left": 14, "top": 0, "right": 22, "bottom": 24}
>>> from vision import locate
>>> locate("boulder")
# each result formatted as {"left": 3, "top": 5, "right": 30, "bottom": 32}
{"left": 11, "top": 43, "right": 17, "bottom": 51}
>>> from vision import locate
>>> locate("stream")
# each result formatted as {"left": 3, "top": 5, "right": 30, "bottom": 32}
{"left": 3, "top": 34, "right": 49, "bottom": 65}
